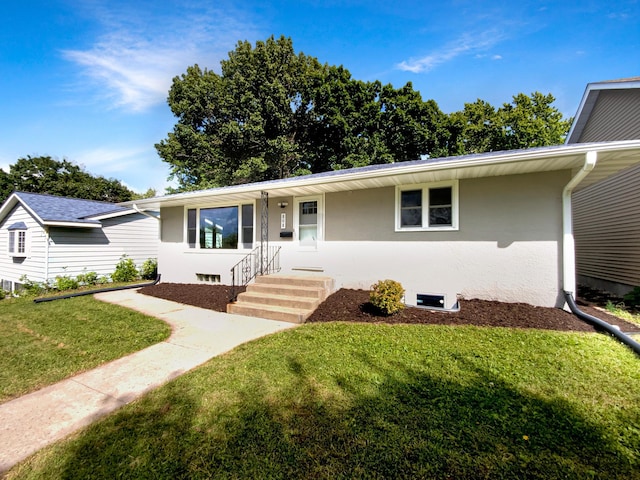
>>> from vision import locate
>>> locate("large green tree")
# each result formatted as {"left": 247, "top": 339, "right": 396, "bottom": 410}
{"left": 1, "top": 156, "right": 134, "bottom": 204}
{"left": 157, "top": 36, "right": 571, "bottom": 192}
{"left": 157, "top": 36, "right": 446, "bottom": 191}
{"left": 438, "top": 92, "right": 571, "bottom": 157}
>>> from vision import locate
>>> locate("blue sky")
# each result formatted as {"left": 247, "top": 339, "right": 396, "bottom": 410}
{"left": 1, "top": 0, "right": 638, "bottom": 194}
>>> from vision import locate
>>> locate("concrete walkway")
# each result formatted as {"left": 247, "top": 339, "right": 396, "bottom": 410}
{"left": 0, "top": 289, "right": 296, "bottom": 473}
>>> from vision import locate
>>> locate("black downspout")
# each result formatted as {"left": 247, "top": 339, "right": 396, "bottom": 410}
{"left": 564, "top": 291, "right": 640, "bottom": 356}
{"left": 33, "top": 274, "right": 161, "bottom": 304}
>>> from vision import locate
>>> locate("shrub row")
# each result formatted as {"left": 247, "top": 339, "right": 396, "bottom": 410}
{"left": 5, "top": 256, "right": 158, "bottom": 298}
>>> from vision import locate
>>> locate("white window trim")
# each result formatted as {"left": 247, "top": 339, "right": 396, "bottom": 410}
{"left": 293, "top": 194, "right": 324, "bottom": 250}
{"left": 8, "top": 229, "right": 28, "bottom": 257}
{"left": 395, "top": 180, "right": 459, "bottom": 232}
{"left": 183, "top": 202, "right": 255, "bottom": 251}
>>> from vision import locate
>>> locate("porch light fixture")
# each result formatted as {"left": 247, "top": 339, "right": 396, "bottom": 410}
{"left": 277, "top": 202, "right": 289, "bottom": 208}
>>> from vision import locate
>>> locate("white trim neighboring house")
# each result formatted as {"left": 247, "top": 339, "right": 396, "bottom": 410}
{"left": 0, "top": 192, "right": 159, "bottom": 292}
{"left": 128, "top": 140, "right": 640, "bottom": 309}
{"left": 567, "top": 77, "right": 640, "bottom": 296}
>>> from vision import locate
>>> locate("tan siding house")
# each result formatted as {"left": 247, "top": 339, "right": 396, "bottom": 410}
{"left": 568, "top": 78, "right": 640, "bottom": 295}
{"left": 0, "top": 192, "right": 159, "bottom": 292}
{"left": 132, "top": 141, "right": 640, "bottom": 309}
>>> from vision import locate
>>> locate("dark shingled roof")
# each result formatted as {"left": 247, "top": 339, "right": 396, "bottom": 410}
{"left": 15, "top": 192, "right": 129, "bottom": 225}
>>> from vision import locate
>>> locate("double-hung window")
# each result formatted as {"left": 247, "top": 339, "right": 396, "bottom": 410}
{"left": 8, "top": 222, "right": 28, "bottom": 256}
{"left": 396, "top": 181, "right": 458, "bottom": 231}
{"left": 186, "top": 204, "right": 254, "bottom": 249}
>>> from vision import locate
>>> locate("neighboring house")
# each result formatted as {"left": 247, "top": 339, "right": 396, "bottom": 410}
{"left": 128, "top": 140, "right": 640, "bottom": 309}
{"left": 0, "top": 192, "right": 159, "bottom": 292}
{"left": 567, "top": 78, "right": 640, "bottom": 296}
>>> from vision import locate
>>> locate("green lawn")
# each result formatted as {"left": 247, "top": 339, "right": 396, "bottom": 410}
{"left": 9, "top": 323, "right": 640, "bottom": 479}
{"left": 0, "top": 295, "right": 171, "bottom": 403}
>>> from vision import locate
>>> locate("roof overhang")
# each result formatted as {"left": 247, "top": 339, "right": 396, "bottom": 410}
{"left": 125, "top": 140, "right": 640, "bottom": 210}
{"left": 566, "top": 79, "right": 640, "bottom": 144}
{"left": 42, "top": 220, "right": 102, "bottom": 228}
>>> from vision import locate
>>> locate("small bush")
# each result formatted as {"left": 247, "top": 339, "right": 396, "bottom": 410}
{"left": 18, "top": 275, "right": 47, "bottom": 296}
{"left": 97, "top": 275, "right": 110, "bottom": 285}
{"left": 370, "top": 279, "right": 405, "bottom": 316}
{"left": 77, "top": 270, "right": 99, "bottom": 286}
{"left": 0, "top": 289, "right": 6, "bottom": 300}
{"left": 111, "top": 255, "right": 140, "bottom": 283}
{"left": 623, "top": 286, "right": 640, "bottom": 308}
{"left": 55, "top": 275, "right": 79, "bottom": 291}
{"left": 140, "top": 258, "right": 158, "bottom": 280}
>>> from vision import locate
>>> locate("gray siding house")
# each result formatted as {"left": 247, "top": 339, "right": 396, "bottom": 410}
{"left": 130, "top": 141, "right": 640, "bottom": 311}
{"left": 0, "top": 192, "right": 159, "bottom": 292}
{"left": 568, "top": 78, "right": 640, "bottom": 295}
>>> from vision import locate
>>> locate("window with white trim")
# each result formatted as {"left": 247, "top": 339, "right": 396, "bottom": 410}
{"left": 396, "top": 181, "right": 458, "bottom": 231}
{"left": 186, "top": 204, "right": 254, "bottom": 249}
{"left": 8, "top": 228, "right": 27, "bottom": 256}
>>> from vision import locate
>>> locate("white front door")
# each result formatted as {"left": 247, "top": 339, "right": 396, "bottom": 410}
{"left": 294, "top": 195, "right": 323, "bottom": 248}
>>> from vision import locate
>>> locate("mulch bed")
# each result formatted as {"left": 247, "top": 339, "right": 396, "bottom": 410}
{"left": 139, "top": 283, "right": 639, "bottom": 333}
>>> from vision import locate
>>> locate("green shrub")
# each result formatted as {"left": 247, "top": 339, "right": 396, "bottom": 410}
{"left": 55, "top": 275, "right": 79, "bottom": 291}
{"left": 77, "top": 270, "right": 99, "bottom": 286}
{"left": 111, "top": 255, "right": 140, "bottom": 283}
{"left": 370, "top": 279, "right": 405, "bottom": 316}
{"left": 623, "top": 286, "right": 640, "bottom": 308}
{"left": 18, "top": 275, "right": 47, "bottom": 296}
{"left": 140, "top": 258, "right": 158, "bottom": 280}
{"left": 97, "top": 275, "right": 110, "bottom": 285}
{"left": 0, "top": 289, "right": 6, "bottom": 300}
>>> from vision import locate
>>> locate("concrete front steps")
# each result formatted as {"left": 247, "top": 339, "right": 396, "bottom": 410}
{"left": 227, "top": 274, "right": 334, "bottom": 323}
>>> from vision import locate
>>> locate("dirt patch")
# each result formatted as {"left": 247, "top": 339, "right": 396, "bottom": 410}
{"left": 139, "top": 283, "right": 638, "bottom": 332}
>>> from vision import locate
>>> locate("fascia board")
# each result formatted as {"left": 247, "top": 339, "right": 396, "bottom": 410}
{"left": 130, "top": 141, "right": 640, "bottom": 208}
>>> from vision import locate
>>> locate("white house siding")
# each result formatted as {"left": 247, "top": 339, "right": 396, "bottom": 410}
{"left": 573, "top": 164, "right": 640, "bottom": 296}
{"left": 47, "top": 213, "right": 158, "bottom": 280}
{"left": 0, "top": 205, "right": 48, "bottom": 289}
{"left": 158, "top": 170, "right": 569, "bottom": 307}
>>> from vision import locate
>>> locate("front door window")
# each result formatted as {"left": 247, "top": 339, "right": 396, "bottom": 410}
{"left": 295, "top": 196, "right": 322, "bottom": 248}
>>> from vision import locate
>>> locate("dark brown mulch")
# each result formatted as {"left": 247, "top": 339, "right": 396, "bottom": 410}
{"left": 139, "top": 283, "right": 245, "bottom": 312}
{"left": 139, "top": 283, "right": 639, "bottom": 333}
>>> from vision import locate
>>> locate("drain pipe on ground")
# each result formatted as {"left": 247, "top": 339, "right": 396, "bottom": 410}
{"left": 33, "top": 275, "right": 161, "bottom": 303}
{"left": 561, "top": 151, "right": 640, "bottom": 356}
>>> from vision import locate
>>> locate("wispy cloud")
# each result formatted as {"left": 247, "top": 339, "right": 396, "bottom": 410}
{"left": 62, "top": 2, "right": 256, "bottom": 112}
{"left": 396, "top": 30, "right": 505, "bottom": 73}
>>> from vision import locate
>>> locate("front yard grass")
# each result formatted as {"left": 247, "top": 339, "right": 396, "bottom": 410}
{"left": 9, "top": 323, "right": 640, "bottom": 479}
{"left": 0, "top": 295, "right": 171, "bottom": 403}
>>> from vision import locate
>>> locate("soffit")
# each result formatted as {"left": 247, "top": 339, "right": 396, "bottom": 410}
{"left": 129, "top": 141, "right": 640, "bottom": 209}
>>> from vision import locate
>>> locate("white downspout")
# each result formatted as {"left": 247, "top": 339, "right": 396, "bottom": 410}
{"left": 562, "top": 151, "right": 597, "bottom": 299}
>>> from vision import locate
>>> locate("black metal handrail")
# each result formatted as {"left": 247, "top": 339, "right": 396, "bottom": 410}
{"left": 229, "top": 245, "right": 281, "bottom": 302}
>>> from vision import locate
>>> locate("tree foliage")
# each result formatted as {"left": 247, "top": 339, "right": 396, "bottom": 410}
{"left": 157, "top": 36, "right": 572, "bottom": 191}
{"left": 437, "top": 93, "right": 572, "bottom": 157}
{"left": 0, "top": 156, "right": 134, "bottom": 204}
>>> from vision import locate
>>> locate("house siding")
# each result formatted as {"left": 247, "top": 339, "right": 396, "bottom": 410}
{"left": 573, "top": 165, "right": 640, "bottom": 295}
{"left": 158, "top": 170, "right": 569, "bottom": 307}
{"left": 571, "top": 87, "right": 640, "bottom": 295}
{"left": 0, "top": 205, "right": 48, "bottom": 288}
{"left": 578, "top": 89, "right": 640, "bottom": 142}
{"left": 47, "top": 213, "right": 158, "bottom": 280}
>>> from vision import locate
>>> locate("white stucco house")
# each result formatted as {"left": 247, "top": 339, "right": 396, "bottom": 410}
{"left": 128, "top": 140, "right": 640, "bottom": 311}
{"left": 0, "top": 192, "right": 159, "bottom": 292}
